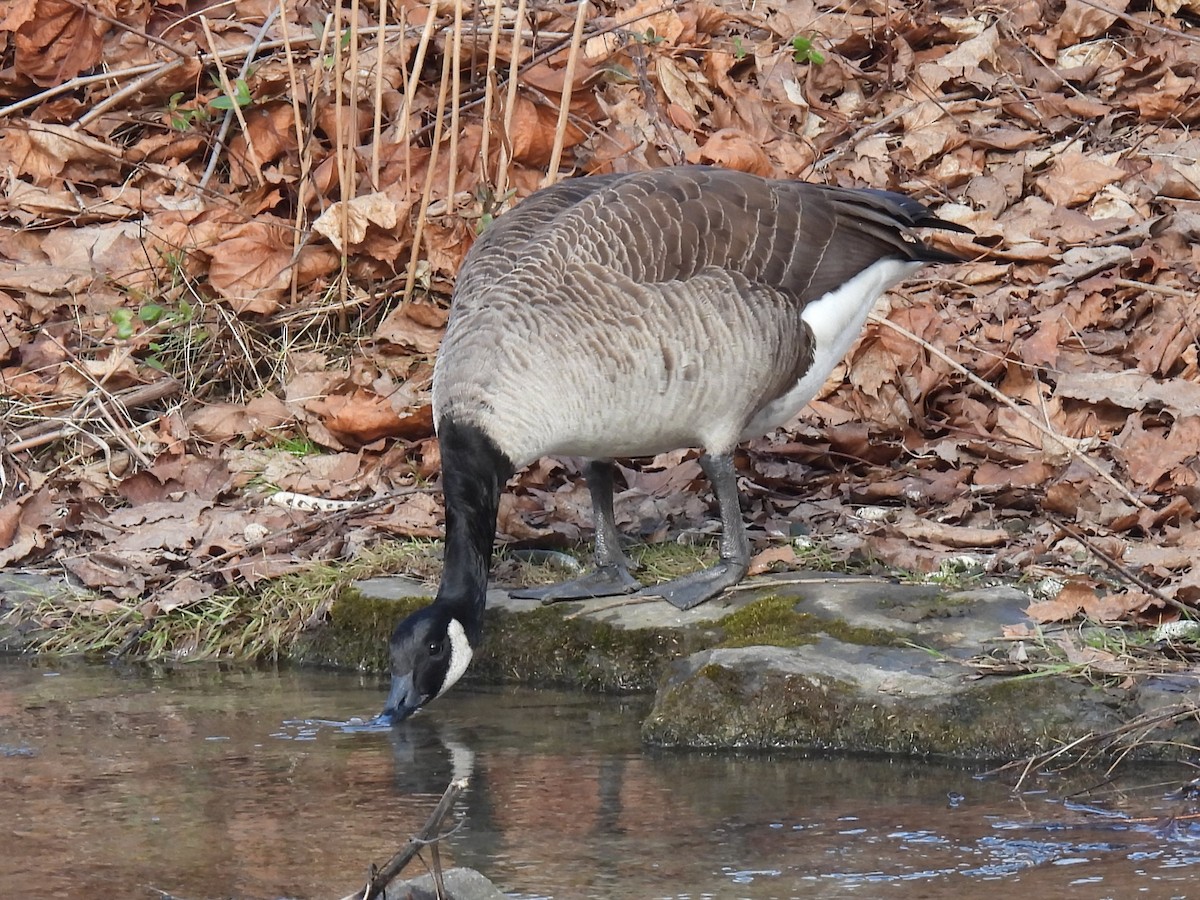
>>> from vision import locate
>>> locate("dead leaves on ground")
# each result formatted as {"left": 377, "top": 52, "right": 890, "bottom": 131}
{"left": 0, "top": 0, "right": 1197, "bottom": 633}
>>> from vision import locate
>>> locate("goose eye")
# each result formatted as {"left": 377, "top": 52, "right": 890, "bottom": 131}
{"left": 427, "top": 640, "right": 444, "bottom": 657}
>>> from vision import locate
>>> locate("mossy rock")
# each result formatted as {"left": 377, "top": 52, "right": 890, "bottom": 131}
{"left": 716, "top": 594, "right": 902, "bottom": 649}
{"left": 292, "top": 586, "right": 427, "bottom": 671}
{"left": 642, "top": 643, "right": 1139, "bottom": 758}
{"left": 470, "top": 604, "right": 705, "bottom": 691}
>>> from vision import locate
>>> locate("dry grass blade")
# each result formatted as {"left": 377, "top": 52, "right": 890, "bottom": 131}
{"left": 8, "top": 379, "right": 181, "bottom": 454}
{"left": 497, "top": 0, "right": 530, "bottom": 198}
{"left": 982, "top": 703, "right": 1200, "bottom": 790}
{"left": 543, "top": 0, "right": 590, "bottom": 187}
{"left": 403, "top": 27, "right": 455, "bottom": 303}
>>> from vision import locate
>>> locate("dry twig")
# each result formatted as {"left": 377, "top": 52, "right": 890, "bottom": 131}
{"left": 345, "top": 777, "right": 468, "bottom": 900}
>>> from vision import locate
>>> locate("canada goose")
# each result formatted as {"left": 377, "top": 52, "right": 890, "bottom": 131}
{"left": 379, "top": 165, "right": 969, "bottom": 722}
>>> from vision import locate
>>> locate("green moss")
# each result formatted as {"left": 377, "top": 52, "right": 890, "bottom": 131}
{"left": 472, "top": 604, "right": 704, "bottom": 692}
{"left": 694, "top": 661, "right": 746, "bottom": 693}
{"left": 293, "top": 587, "right": 428, "bottom": 671}
{"left": 716, "top": 595, "right": 901, "bottom": 649}
{"left": 717, "top": 595, "right": 820, "bottom": 647}
{"left": 819, "top": 617, "right": 904, "bottom": 647}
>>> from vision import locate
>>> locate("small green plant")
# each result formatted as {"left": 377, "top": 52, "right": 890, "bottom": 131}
{"left": 316, "top": 25, "right": 354, "bottom": 68}
{"left": 144, "top": 300, "right": 208, "bottom": 372}
{"left": 732, "top": 36, "right": 747, "bottom": 61}
{"left": 274, "top": 435, "right": 321, "bottom": 457}
{"left": 902, "top": 555, "right": 985, "bottom": 589}
{"left": 209, "top": 77, "right": 253, "bottom": 111}
{"left": 111, "top": 298, "right": 209, "bottom": 374}
{"left": 791, "top": 34, "right": 826, "bottom": 65}
{"left": 166, "top": 92, "right": 210, "bottom": 130}
{"left": 476, "top": 186, "right": 517, "bottom": 234}
{"left": 633, "top": 27, "right": 665, "bottom": 45}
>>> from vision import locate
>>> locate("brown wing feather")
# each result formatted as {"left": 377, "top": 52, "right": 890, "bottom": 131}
{"left": 454, "top": 167, "right": 966, "bottom": 313}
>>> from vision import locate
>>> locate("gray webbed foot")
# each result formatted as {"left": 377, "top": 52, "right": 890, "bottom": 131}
{"left": 509, "top": 563, "right": 643, "bottom": 603}
{"left": 633, "top": 560, "right": 747, "bottom": 610}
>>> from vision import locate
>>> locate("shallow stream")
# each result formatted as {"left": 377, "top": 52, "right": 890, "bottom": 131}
{"left": 2, "top": 656, "right": 1196, "bottom": 899}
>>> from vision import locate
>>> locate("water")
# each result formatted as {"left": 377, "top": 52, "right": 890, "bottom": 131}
{"left": 1, "top": 656, "right": 1197, "bottom": 899}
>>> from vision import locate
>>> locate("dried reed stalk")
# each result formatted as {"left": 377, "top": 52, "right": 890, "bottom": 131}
{"left": 278, "top": 0, "right": 309, "bottom": 307}
{"left": 479, "top": 0, "right": 506, "bottom": 186}
{"left": 403, "top": 21, "right": 456, "bottom": 303}
{"left": 198, "top": 14, "right": 270, "bottom": 188}
{"left": 396, "top": 6, "right": 440, "bottom": 150}
{"left": 496, "top": 0, "right": 529, "bottom": 198}
{"left": 543, "top": 0, "right": 590, "bottom": 187}
{"left": 370, "top": 0, "right": 390, "bottom": 188}
{"left": 446, "top": 0, "right": 464, "bottom": 207}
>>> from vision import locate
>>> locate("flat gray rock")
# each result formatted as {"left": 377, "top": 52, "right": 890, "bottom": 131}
{"left": 383, "top": 866, "right": 505, "bottom": 900}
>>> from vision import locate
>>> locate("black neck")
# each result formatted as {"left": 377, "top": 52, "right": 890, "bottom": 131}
{"left": 434, "top": 417, "right": 513, "bottom": 645}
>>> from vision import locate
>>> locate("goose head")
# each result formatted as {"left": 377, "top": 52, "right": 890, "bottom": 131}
{"left": 380, "top": 604, "right": 474, "bottom": 723}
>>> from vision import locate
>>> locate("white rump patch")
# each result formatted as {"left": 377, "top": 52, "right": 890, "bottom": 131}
{"left": 746, "top": 258, "right": 923, "bottom": 436}
{"left": 436, "top": 618, "right": 474, "bottom": 698}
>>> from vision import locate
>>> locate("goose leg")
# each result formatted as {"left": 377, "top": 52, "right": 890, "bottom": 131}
{"left": 635, "top": 452, "right": 749, "bottom": 611}
{"left": 510, "top": 460, "right": 643, "bottom": 602}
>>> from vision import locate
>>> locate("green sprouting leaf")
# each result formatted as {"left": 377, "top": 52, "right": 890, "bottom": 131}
{"left": 210, "top": 78, "right": 253, "bottom": 111}
{"left": 111, "top": 308, "right": 134, "bottom": 340}
{"left": 139, "top": 303, "right": 165, "bottom": 324}
{"left": 791, "top": 35, "right": 826, "bottom": 65}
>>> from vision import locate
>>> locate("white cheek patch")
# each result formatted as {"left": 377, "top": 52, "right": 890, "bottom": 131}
{"left": 436, "top": 618, "right": 474, "bottom": 698}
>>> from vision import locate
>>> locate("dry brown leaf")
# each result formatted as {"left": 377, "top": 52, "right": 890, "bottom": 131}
{"left": 10, "top": 0, "right": 112, "bottom": 86}
{"left": 747, "top": 544, "right": 799, "bottom": 576}
{"left": 1037, "top": 152, "right": 1125, "bottom": 207}
{"left": 615, "top": 0, "right": 686, "bottom": 44}
{"left": 377, "top": 492, "right": 443, "bottom": 537}
{"left": 1026, "top": 579, "right": 1100, "bottom": 623}
{"left": 155, "top": 577, "right": 217, "bottom": 612}
{"left": 63, "top": 552, "right": 150, "bottom": 599}
{"left": 916, "top": 25, "right": 1001, "bottom": 91}
{"left": 0, "top": 292, "right": 25, "bottom": 361}
{"left": 0, "top": 123, "right": 123, "bottom": 185}
{"left": 309, "top": 389, "right": 421, "bottom": 446}
{"left": 232, "top": 101, "right": 300, "bottom": 168}
{"left": 0, "top": 488, "right": 57, "bottom": 566}
{"left": 1058, "top": 0, "right": 1129, "bottom": 43}
{"left": 312, "top": 192, "right": 403, "bottom": 253}
{"left": 206, "top": 219, "right": 298, "bottom": 314}
{"left": 1112, "top": 416, "right": 1200, "bottom": 489}
{"left": 185, "top": 404, "right": 250, "bottom": 443}
{"left": 374, "top": 305, "right": 445, "bottom": 354}
{"left": 1153, "top": 0, "right": 1200, "bottom": 14}
{"left": 1131, "top": 70, "right": 1197, "bottom": 122}
{"left": 687, "top": 128, "right": 773, "bottom": 175}
{"left": 1055, "top": 371, "right": 1200, "bottom": 418}
{"left": 69, "top": 597, "right": 127, "bottom": 616}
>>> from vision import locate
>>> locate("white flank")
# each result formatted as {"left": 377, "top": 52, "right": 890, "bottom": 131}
{"left": 436, "top": 618, "right": 474, "bottom": 698}
{"left": 745, "top": 258, "right": 922, "bottom": 436}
